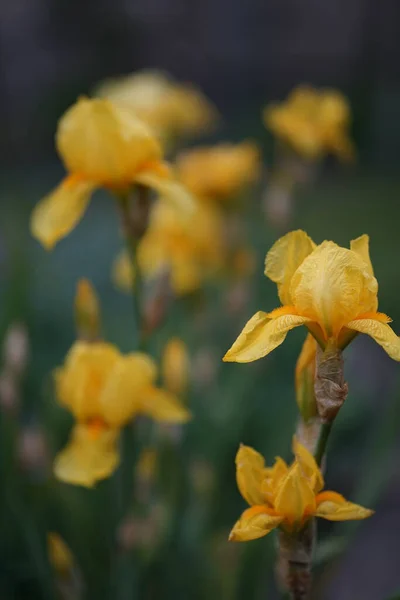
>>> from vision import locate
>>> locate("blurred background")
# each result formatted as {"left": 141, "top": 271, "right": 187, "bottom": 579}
{"left": 1, "top": 1, "right": 400, "bottom": 599}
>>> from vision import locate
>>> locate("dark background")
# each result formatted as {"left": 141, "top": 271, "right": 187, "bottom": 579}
{"left": 1, "top": 1, "right": 400, "bottom": 599}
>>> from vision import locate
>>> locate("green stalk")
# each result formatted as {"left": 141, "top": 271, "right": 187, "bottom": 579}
{"left": 112, "top": 189, "right": 150, "bottom": 600}
{"left": 118, "top": 194, "right": 145, "bottom": 351}
{"left": 313, "top": 422, "right": 332, "bottom": 466}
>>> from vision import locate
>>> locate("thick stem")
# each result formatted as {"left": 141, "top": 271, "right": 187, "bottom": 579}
{"left": 277, "top": 521, "right": 315, "bottom": 600}
{"left": 313, "top": 342, "right": 348, "bottom": 464}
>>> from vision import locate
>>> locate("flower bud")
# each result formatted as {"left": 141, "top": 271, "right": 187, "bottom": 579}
{"left": 3, "top": 323, "right": 29, "bottom": 376}
{"left": 295, "top": 334, "right": 318, "bottom": 422}
{"left": 74, "top": 279, "right": 101, "bottom": 341}
{"left": 162, "top": 338, "right": 189, "bottom": 396}
{"left": 48, "top": 533, "right": 74, "bottom": 576}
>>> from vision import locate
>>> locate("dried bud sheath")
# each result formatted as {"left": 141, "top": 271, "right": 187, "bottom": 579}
{"left": 314, "top": 342, "right": 348, "bottom": 423}
{"left": 277, "top": 521, "right": 315, "bottom": 600}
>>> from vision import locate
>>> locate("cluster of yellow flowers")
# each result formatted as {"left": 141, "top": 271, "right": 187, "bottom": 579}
{"left": 224, "top": 227, "right": 400, "bottom": 556}
{"left": 29, "top": 71, "right": 383, "bottom": 596}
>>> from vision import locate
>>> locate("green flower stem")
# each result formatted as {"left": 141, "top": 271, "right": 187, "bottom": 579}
{"left": 118, "top": 193, "right": 146, "bottom": 351}
{"left": 314, "top": 421, "right": 333, "bottom": 466}
{"left": 113, "top": 187, "right": 151, "bottom": 600}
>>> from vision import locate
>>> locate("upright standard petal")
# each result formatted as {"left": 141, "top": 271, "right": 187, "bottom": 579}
{"left": 229, "top": 506, "right": 283, "bottom": 542}
{"left": 57, "top": 97, "right": 161, "bottom": 184}
{"left": 290, "top": 241, "right": 378, "bottom": 338}
{"left": 223, "top": 309, "right": 311, "bottom": 363}
{"left": 315, "top": 491, "right": 373, "bottom": 521}
{"left": 235, "top": 445, "right": 266, "bottom": 506}
{"left": 264, "top": 230, "right": 316, "bottom": 305}
{"left": 137, "top": 386, "right": 191, "bottom": 423}
{"left": 31, "top": 176, "right": 96, "bottom": 250}
{"left": 54, "top": 424, "right": 119, "bottom": 488}
{"left": 346, "top": 317, "right": 400, "bottom": 361}
{"left": 350, "top": 235, "right": 374, "bottom": 276}
{"left": 292, "top": 438, "right": 324, "bottom": 494}
{"left": 274, "top": 464, "right": 316, "bottom": 527}
{"left": 100, "top": 353, "right": 157, "bottom": 427}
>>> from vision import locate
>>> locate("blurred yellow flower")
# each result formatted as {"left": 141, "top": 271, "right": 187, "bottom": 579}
{"left": 162, "top": 338, "right": 190, "bottom": 396}
{"left": 229, "top": 440, "right": 372, "bottom": 542}
{"left": 295, "top": 334, "right": 317, "bottom": 422}
{"left": 113, "top": 202, "right": 225, "bottom": 296}
{"left": 264, "top": 86, "right": 355, "bottom": 161}
{"left": 54, "top": 341, "right": 190, "bottom": 487}
{"left": 95, "top": 70, "right": 217, "bottom": 143}
{"left": 48, "top": 532, "right": 74, "bottom": 575}
{"left": 31, "top": 97, "right": 193, "bottom": 250}
{"left": 224, "top": 230, "right": 400, "bottom": 363}
{"left": 176, "top": 142, "right": 261, "bottom": 201}
{"left": 74, "top": 278, "right": 101, "bottom": 341}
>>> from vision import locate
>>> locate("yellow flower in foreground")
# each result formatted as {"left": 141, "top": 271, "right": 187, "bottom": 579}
{"left": 264, "top": 86, "right": 355, "bottom": 161}
{"left": 113, "top": 202, "right": 225, "bottom": 296}
{"left": 31, "top": 97, "right": 193, "bottom": 250}
{"left": 224, "top": 230, "right": 400, "bottom": 363}
{"left": 229, "top": 440, "right": 372, "bottom": 542}
{"left": 162, "top": 338, "right": 190, "bottom": 396}
{"left": 54, "top": 341, "right": 190, "bottom": 487}
{"left": 176, "top": 142, "right": 260, "bottom": 201}
{"left": 95, "top": 70, "right": 217, "bottom": 143}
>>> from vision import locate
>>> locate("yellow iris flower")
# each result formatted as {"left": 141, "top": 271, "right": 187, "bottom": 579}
{"left": 229, "top": 440, "right": 372, "bottom": 542}
{"left": 113, "top": 202, "right": 225, "bottom": 296}
{"left": 31, "top": 97, "right": 193, "bottom": 250}
{"left": 224, "top": 230, "right": 400, "bottom": 363}
{"left": 264, "top": 86, "right": 355, "bottom": 161}
{"left": 95, "top": 70, "right": 217, "bottom": 143}
{"left": 175, "top": 142, "right": 261, "bottom": 201}
{"left": 54, "top": 341, "right": 190, "bottom": 487}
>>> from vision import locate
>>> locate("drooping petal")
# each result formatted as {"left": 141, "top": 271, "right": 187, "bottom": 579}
{"left": 350, "top": 234, "right": 374, "bottom": 276}
{"left": 235, "top": 445, "right": 266, "bottom": 506}
{"left": 315, "top": 491, "right": 373, "bottom": 521}
{"left": 55, "top": 341, "right": 121, "bottom": 420}
{"left": 54, "top": 424, "right": 120, "bottom": 488}
{"left": 264, "top": 230, "right": 316, "bottom": 305}
{"left": 31, "top": 176, "right": 96, "bottom": 250}
{"left": 292, "top": 437, "right": 324, "bottom": 493}
{"left": 229, "top": 506, "right": 283, "bottom": 542}
{"left": 290, "top": 241, "right": 378, "bottom": 338}
{"left": 274, "top": 464, "right": 316, "bottom": 526}
{"left": 346, "top": 317, "right": 400, "bottom": 361}
{"left": 137, "top": 386, "right": 191, "bottom": 423}
{"left": 135, "top": 163, "right": 195, "bottom": 213}
{"left": 223, "top": 309, "right": 311, "bottom": 363}
{"left": 100, "top": 353, "right": 158, "bottom": 427}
